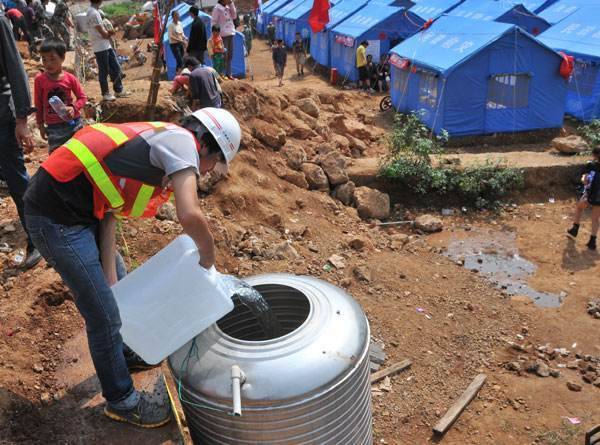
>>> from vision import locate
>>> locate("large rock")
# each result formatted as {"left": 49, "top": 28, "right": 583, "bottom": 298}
{"left": 156, "top": 202, "right": 178, "bottom": 222}
{"left": 332, "top": 181, "right": 355, "bottom": 206}
{"left": 353, "top": 187, "right": 390, "bottom": 220}
{"left": 347, "top": 134, "right": 367, "bottom": 158}
{"left": 319, "top": 151, "right": 348, "bottom": 186}
{"left": 552, "top": 135, "right": 589, "bottom": 154}
{"left": 329, "top": 114, "right": 374, "bottom": 140}
{"left": 287, "top": 106, "right": 318, "bottom": 129}
{"left": 271, "top": 157, "right": 309, "bottom": 188}
{"left": 296, "top": 97, "right": 320, "bottom": 118}
{"left": 302, "top": 163, "right": 330, "bottom": 191}
{"left": 251, "top": 119, "right": 286, "bottom": 149}
{"left": 281, "top": 144, "right": 307, "bottom": 170}
{"left": 414, "top": 214, "right": 443, "bottom": 233}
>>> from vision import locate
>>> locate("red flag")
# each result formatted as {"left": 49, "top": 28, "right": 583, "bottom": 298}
{"left": 309, "top": 0, "right": 330, "bottom": 33}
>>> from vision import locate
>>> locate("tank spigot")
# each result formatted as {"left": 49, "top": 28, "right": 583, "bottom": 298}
{"left": 231, "top": 364, "right": 245, "bottom": 416}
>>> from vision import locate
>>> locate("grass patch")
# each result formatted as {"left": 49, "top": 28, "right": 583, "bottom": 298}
{"left": 535, "top": 420, "right": 581, "bottom": 445}
{"left": 101, "top": 1, "right": 139, "bottom": 18}
{"left": 379, "top": 112, "right": 524, "bottom": 209}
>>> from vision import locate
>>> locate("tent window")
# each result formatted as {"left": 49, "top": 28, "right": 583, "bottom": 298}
{"left": 487, "top": 74, "right": 530, "bottom": 109}
{"left": 419, "top": 72, "right": 438, "bottom": 108}
{"left": 568, "top": 62, "right": 598, "bottom": 97}
{"left": 394, "top": 69, "right": 410, "bottom": 96}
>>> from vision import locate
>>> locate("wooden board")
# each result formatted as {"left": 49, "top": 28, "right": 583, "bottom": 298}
{"left": 161, "top": 362, "right": 194, "bottom": 445}
{"left": 433, "top": 374, "right": 487, "bottom": 436}
{"left": 369, "top": 359, "right": 412, "bottom": 384}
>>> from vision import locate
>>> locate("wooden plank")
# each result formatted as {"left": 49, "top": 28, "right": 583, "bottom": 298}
{"left": 161, "top": 362, "right": 194, "bottom": 445}
{"left": 369, "top": 343, "right": 387, "bottom": 365}
{"left": 370, "top": 359, "right": 412, "bottom": 384}
{"left": 433, "top": 374, "right": 487, "bottom": 436}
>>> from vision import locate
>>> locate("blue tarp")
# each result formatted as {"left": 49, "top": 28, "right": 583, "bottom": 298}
{"left": 330, "top": 5, "right": 425, "bottom": 81}
{"left": 258, "top": 0, "right": 294, "bottom": 34}
{"left": 448, "top": 0, "right": 550, "bottom": 35}
{"left": 164, "top": 4, "right": 246, "bottom": 80}
{"left": 493, "top": 0, "right": 558, "bottom": 14}
{"left": 389, "top": 16, "right": 566, "bottom": 136}
{"left": 537, "top": 0, "right": 583, "bottom": 25}
{"left": 310, "top": 0, "right": 370, "bottom": 66}
{"left": 538, "top": 6, "right": 600, "bottom": 121}
{"left": 280, "top": 0, "right": 343, "bottom": 46}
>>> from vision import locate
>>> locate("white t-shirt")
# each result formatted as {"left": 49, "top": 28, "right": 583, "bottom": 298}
{"left": 168, "top": 21, "right": 185, "bottom": 44}
{"left": 87, "top": 6, "right": 112, "bottom": 53}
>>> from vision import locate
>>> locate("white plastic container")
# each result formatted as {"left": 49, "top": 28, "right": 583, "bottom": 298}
{"left": 112, "top": 235, "right": 234, "bottom": 364}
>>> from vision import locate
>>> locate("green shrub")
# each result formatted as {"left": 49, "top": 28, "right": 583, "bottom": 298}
{"left": 578, "top": 120, "right": 600, "bottom": 147}
{"left": 380, "top": 112, "right": 524, "bottom": 208}
{"left": 101, "top": 1, "right": 139, "bottom": 18}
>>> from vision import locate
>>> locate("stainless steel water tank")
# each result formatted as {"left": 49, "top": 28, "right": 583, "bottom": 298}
{"left": 168, "top": 273, "right": 372, "bottom": 444}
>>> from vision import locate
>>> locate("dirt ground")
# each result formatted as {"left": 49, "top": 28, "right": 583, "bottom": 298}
{"left": 1, "top": 35, "right": 599, "bottom": 445}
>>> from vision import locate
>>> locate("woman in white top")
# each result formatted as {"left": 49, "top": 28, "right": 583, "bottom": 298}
{"left": 168, "top": 10, "right": 187, "bottom": 71}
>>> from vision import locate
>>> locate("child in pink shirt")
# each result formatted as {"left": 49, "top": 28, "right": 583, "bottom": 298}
{"left": 34, "top": 38, "right": 87, "bottom": 152}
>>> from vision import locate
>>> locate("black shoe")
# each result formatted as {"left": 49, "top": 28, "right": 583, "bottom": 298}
{"left": 124, "top": 349, "right": 160, "bottom": 373}
{"left": 567, "top": 225, "right": 579, "bottom": 238}
{"left": 587, "top": 237, "right": 597, "bottom": 250}
{"left": 23, "top": 248, "right": 42, "bottom": 270}
{"left": 104, "top": 392, "right": 171, "bottom": 428}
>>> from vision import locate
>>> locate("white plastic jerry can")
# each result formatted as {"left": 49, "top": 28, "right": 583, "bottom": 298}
{"left": 112, "top": 235, "right": 235, "bottom": 364}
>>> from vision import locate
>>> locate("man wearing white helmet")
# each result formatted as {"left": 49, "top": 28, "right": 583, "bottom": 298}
{"left": 23, "top": 108, "right": 241, "bottom": 428}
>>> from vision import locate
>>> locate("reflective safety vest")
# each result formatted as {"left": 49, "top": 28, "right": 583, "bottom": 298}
{"left": 41, "top": 122, "right": 197, "bottom": 220}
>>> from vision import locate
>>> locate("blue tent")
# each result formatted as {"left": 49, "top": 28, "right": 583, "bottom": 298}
{"left": 280, "top": 0, "right": 344, "bottom": 46}
{"left": 448, "top": 0, "right": 551, "bottom": 35}
{"left": 389, "top": 16, "right": 567, "bottom": 136}
{"left": 258, "top": 0, "right": 294, "bottom": 34}
{"left": 310, "top": 0, "right": 370, "bottom": 66}
{"left": 538, "top": 6, "right": 600, "bottom": 121}
{"left": 492, "top": 0, "right": 558, "bottom": 14}
{"left": 537, "top": 0, "right": 583, "bottom": 25}
{"left": 409, "top": 0, "right": 465, "bottom": 19}
{"left": 329, "top": 5, "right": 425, "bottom": 82}
{"left": 164, "top": 4, "right": 246, "bottom": 79}
{"left": 272, "top": 0, "right": 307, "bottom": 39}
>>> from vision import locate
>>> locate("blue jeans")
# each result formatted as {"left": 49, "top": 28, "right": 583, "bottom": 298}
{"left": 95, "top": 48, "right": 124, "bottom": 96}
{"left": 170, "top": 42, "right": 185, "bottom": 71}
{"left": 0, "top": 117, "right": 32, "bottom": 250}
{"left": 25, "top": 214, "right": 137, "bottom": 407}
{"left": 47, "top": 118, "right": 82, "bottom": 152}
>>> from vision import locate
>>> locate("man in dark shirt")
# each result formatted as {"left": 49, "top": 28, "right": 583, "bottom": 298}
{"left": 0, "top": 11, "right": 40, "bottom": 269}
{"left": 187, "top": 56, "right": 222, "bottom": 109}
{"left": 186, "top": 6, "right": 207, "bottom": 63}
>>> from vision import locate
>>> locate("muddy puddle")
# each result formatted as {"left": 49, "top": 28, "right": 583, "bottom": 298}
{"left": 444, "top": 229, "right": 563, "bottom": 308}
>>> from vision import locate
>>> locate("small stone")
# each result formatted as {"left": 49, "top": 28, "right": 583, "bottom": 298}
{"left": 536, "top": 361, "right": 550, "bottom": 378}
{"left": 280, "top": 144, "right": 307, "bottom": 171}
{"left": 353, "top": 187, "right": 390, "bottom": 220}
{"left": 505, "top": 362, "right": 521, "bottom": 372}
{"left": 271, "top": 241, "right": 300, "bottom": 260}
{"left": 40, "top": 392, "right": 51, "bottom": 404}
{"left": 302, "top": 163, "right": 330, "bottom": 191}
{"left": 566, "top": 381, "right": 582, "bottom": 392}
{"left": 349, "top": 237, "right": 367, "bottom": 251}
{"left": 340, "top": 278, "right": 352, "bottom": 288}
{"left": 593, "top": 378, "right": 600, "bottom": 388}
{"left": 296, "top": 97, "right": 320, "bottom": 118}
{"left": 550, "top": 369, "right": 560, "bottom": 378}
{"left": 332, "top": 181, "right": 356, "bottom": 206}
{"left": 414, "top": 215, "right": 443, "bottom": 233}
{"left": 353, "top": 265, "right": 372, "bottom": 283}
{"left": 328, "top": 254, "right": 346, "bottom": 269}
{"left": 566, "top": 360, "right": 579, "bottom": 369}
{"left": 32, "top": 364, "right": 44, "bottom": 373}
{"left": 2, "top": 224, "right": 16, "bottom": 233}
{"left": 155, "top": 202, "right": 178, "bottom": 222}
{"left": 582, "top": 372, "right": 598, "bottom": 384}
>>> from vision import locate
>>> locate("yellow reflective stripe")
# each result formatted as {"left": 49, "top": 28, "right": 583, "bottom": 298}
{"left": 91, "top": 123, "right": 129, "bottom": 145}
{"left": 148, "top": 122, "right": 168, "bottom": 128}
{"left": 64, "top": 139, "right": 125, "bottom": 209}
{"left": 129, "top": 184, "right": 155, "bottom": 218}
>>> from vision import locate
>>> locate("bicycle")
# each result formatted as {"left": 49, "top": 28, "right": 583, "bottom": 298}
{"left": 379, "top": 95, "right": 392, "bottom": 112}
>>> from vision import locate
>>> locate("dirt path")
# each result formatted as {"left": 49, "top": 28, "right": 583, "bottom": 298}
{"left": 1, "top": 34, "right": 599, "bottom": 445}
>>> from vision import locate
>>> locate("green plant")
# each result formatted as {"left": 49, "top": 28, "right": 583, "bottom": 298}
{"left": 578, "top": 119, "right": 600, "bottom": 146}
{"left": 101, "top": 1, "right": 139, "bottom": 18}
{"left": 535, "top": 420, "right": 581, "bottom": 445}
{"left": 380, "top": 112, "right": 524, "bottom": 208}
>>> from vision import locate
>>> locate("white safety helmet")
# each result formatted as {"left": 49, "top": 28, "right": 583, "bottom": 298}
{"left": 190, "top": 108, "right": 241, "bottom": 165}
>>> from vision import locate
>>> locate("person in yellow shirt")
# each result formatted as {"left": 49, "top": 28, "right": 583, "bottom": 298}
{"left": 356, "top": 40, "right": 369, "bottom": 90}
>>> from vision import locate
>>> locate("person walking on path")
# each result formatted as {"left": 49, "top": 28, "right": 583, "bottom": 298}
{"left": 292, "top": 32, "right": 305, "bottom": 76}
{"left": 187, "top": 6, "right": 207, "bottom": 63}
{"left": 272, "top": 38, "right": 286, "bottom": 86}
{"left": 168, "top": 10, "right": 186, "bottom": 72}
{"left": 356, "top": 40, "right": 368, "bottom": 90}
{"left": 567, "top": 146, "right": 600, "bottom": 250}
{"left": 34, "top": 38, "right": 86, "bottom": 152}
{"left": 87, "top": 0, "right": 128, "bottom": 101}
{"left": 211, "top": 0, "right": 236, "bottom": 79}
{"left": 0, "top": 11, "right": 41, "bottom": 269}
{"left": 24, "top": 108, "right": 242, "bottom": 428}
{"left": 242, "top": 23, "right": 252, "bottom": 56}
